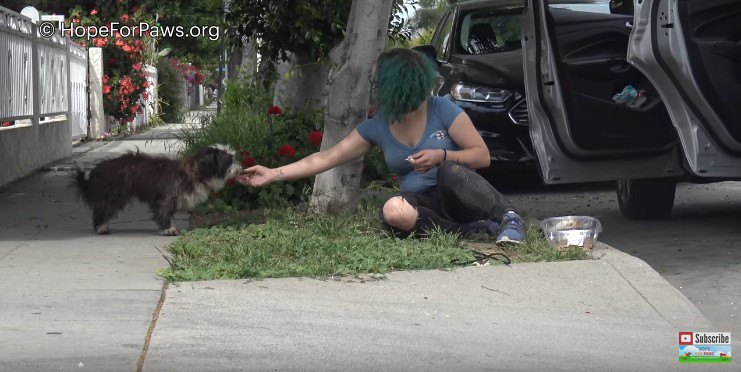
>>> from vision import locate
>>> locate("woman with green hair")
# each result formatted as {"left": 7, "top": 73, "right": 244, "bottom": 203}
{"left": 238, "top": 48, "right": 526, "bottom": 244}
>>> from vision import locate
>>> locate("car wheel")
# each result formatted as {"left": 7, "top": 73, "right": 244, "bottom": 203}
{"left": 616, "top": 178, "right": 676, "bottom": 219}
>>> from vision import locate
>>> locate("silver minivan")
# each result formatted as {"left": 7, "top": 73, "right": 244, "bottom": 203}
{"left": 522, "top": 0, "right": 741, "bottom": 219}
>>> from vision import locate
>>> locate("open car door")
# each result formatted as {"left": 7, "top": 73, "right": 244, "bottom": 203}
{"left": 629, "top": 0, "right": 741, "bottom": 178}
{"left": 522, "top": 0, "right": 683, "bottom": 184}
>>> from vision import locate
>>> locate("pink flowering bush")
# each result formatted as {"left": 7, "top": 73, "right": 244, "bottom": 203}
{"left": 67, "top": 1, "right": 153, "bottom": 127}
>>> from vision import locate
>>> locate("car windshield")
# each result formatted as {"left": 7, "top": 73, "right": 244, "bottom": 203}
{"left": 457, "top": 10, "right": 521, "bottom": 55}
{"left": 456, "top": 2, "right": 611, "bottom": 55}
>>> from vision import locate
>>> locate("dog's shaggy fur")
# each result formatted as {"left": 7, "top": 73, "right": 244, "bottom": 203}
{"left": 73, "top": 145, "right": 242, "bottom": 235}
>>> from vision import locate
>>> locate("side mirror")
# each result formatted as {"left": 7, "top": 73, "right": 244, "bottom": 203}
{"left": 412, "top": 45, "right": 440, "bottom": 65}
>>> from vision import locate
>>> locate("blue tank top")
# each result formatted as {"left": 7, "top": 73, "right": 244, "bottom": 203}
{"left": 356, "top": 96, "right": 463, "bottom": 193}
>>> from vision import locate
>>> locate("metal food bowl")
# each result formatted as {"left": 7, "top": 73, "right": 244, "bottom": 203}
{"left": 541, "top": 216, "right": 602, "bottom": 251}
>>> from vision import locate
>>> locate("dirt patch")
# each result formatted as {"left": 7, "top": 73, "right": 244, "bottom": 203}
{"left": 188, "top": 209, "right": 253, "bottom": 229}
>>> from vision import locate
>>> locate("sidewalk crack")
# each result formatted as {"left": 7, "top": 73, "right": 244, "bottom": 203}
{"left": 604, "top": 258, "right": 673, "bottom": 326}
{"left": 136, "top": 281, "right": 169, "bottom": 372}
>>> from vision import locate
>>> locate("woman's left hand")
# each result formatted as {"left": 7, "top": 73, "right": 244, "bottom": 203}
{"left": 408, "top": 149, "right": 445, "bottom": 173}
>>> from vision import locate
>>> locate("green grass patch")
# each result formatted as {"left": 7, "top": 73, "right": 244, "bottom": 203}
{"left": 161, "top": 190, "right": 588, "bottom": 281}
{"left": 678, "top": 357, "right": 732, "bottom": 364}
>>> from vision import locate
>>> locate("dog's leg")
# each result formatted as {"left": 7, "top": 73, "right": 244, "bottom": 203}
{"left": 152, "top": 198, "right": 178, "bottom": 236}
{"left": 91, "top": 194, "right": 129, "bottom": 234}
{"left": 92, "top": 203, "right": 118, "bottom": 235}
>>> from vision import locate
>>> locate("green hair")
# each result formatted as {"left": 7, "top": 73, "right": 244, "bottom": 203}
{"left": 373, "top": 48, "right": 436, "bottom": 124}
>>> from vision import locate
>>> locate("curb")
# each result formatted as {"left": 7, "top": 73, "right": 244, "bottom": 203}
{"left": 590, "top": 242, "right": 713, "bottom": 330}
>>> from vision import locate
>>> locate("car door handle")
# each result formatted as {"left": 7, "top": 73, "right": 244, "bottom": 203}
{"left": 625, "top": 21, "right": 634, "bottom": 29}
{"left": 610, "top": 64, "right": 631, "bottom": 74}
{"left": 713, "top": 41, "right": 741, "bottom": 60}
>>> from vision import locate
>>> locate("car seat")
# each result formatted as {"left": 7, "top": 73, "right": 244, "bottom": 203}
{"left": 468, "top": 23, "right": 499, "bottom": 54}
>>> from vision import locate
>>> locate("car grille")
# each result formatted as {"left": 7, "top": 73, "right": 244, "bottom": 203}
{"left": 508, "top": 99, "right": 529, "bottom": 125}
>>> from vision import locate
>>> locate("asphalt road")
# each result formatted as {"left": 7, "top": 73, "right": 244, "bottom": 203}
{"left": 494, "top": 175, "right": 741, "bottom": 340}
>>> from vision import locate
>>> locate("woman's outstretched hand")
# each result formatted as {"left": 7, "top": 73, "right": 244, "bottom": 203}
{"left": 408, "top": 149, "right": 445, "bottom": 173}
{"left": 236, "top": 165, "right": 276, "bottom": 187}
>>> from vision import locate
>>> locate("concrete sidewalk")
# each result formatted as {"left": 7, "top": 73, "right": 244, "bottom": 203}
{"left": 1, "top": 118, "right": 737, "bottom": 371}
{"left": 0, "top": 125, "right": 189, "bottom": 371}
{"left": 145, "top": 245, "right": 739, "bottom": 371}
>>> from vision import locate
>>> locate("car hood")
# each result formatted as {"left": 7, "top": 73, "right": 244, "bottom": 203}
{"left": 449, "top": 50, "right": 524, "bottom": 91}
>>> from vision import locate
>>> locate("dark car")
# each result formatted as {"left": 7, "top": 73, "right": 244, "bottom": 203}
{"left": 417, "top": 0, "right": 612, "bottom": 173}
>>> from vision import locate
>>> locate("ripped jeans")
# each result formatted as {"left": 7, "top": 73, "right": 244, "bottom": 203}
{"left": 387, "top": 161, "right": 516, "bottom": 238}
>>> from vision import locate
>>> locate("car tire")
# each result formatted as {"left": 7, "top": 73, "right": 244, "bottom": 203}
{"left": 616, "top": 178, "right": 676, "bottom": 219}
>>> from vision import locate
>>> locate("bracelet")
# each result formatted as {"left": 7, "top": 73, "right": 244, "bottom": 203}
{"left": 442, "top": 149, "right": 447, "bottom": 163}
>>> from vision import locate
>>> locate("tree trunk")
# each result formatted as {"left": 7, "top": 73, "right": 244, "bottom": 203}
{"left": 273, "top": 51, "right": 331, "bottom": 111}
{"left": 239, "top": 36, "right": 258, "bottom": 79}
{"left": 310, "top": 0, "right": 395, "bottom": 214}
{"left": 272, "top": 53, "right": 295, "bottom": 108}
{"left": 227, "top": 41, "right": 243, "bottom": 81}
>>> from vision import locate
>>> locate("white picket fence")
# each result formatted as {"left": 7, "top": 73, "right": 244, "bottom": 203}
{"left": 0, "top": 6, "right": 71, "bottom": 124}
{"left": 130, "top": 65, "right": 158, "bottom": 132}
{"left": 69, "top": 42, "right": 88, "bottom": 139}
{"left": 0, "top": 5, "right": 159, "bottom": 186}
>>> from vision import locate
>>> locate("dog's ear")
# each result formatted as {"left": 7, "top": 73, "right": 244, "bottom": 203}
{"left": 195, "top": 148, "right": 220, "bottom": 179}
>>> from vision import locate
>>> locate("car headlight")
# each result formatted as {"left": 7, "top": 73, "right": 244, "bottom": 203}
{"left": 451, "top": 83, "right": 513, "bottom": 103}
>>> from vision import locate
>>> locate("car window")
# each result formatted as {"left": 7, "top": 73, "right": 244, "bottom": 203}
{"left": 457, "top": 10, "right": 521, "bottom": 55}
{"left": 550, "top": 3, "right": 611, "bottom": 14}
{"left": 455, "top": 2, "right": 612, "bottom": 56}
{"left": 431, "top": 11, "right": 454, "bottom": 60}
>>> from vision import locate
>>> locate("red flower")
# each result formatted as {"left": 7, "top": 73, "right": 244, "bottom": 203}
{"left": 391, "top": 175, "right": 398, "bottom": 183}
{"left": 142, "top": 92, "right": 149, "bottom": 100}
{"left": 132, "top": 62, "right": 142, "bottom": 71}
{"left": 267, "top": 106, "right": 283, "bottom": 116}
{"left": 241, "top": 157, "right": 256, "bottom": 167}
{"left": 307, "top": 131, "right": 323, "bottom": 146}
{"left": 120, "top": 14, "right": 130, "bottom": 23}
{"left": 102, "top": 84, "right": 111, "bottom": 94}
{"left": 90, "top": 9, "right": 98, "bottom": 15}
{"left": 278, "top": 144, "right": 296, "bottom": 157}
{"left": 142, "top": 81, "right": 149, "bottom": 88}
{"left": 1, "top": 121, "right": 12, "bottom": 127}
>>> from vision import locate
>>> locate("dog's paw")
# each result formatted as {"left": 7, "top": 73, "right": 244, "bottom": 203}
{"left": 160, "top": 227, "right": 179, "bottom": 236}
{"left": 95, "top": 225, "right": 111, "bottom": 235}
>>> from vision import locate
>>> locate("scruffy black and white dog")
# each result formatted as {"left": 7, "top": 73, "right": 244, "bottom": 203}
{"left": 73, "top": 145, "right": 242, "bottom": 235}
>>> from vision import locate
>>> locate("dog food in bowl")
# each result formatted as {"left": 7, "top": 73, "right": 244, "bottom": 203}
{"left": 541, "top": 216, "right": 602, "bottom": 251}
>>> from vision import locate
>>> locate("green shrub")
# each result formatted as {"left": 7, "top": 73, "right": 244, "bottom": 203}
{"left": 156, "top": 58, "right": 185, "bottom": 123}
{"left": 181, "top": 78, "right": 322, "bottom": 208}
{"left": 181, "top": 78, "right": 399, "bottom": 209}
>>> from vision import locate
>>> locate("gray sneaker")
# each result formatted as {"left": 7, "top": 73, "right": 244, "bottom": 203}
{"left": 495, "top": 211, "right": 527, "bottom": 245}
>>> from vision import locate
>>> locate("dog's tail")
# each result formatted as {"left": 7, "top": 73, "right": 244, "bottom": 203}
{"left": 72, "top": 167, "right": 94, "bottom": 207}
